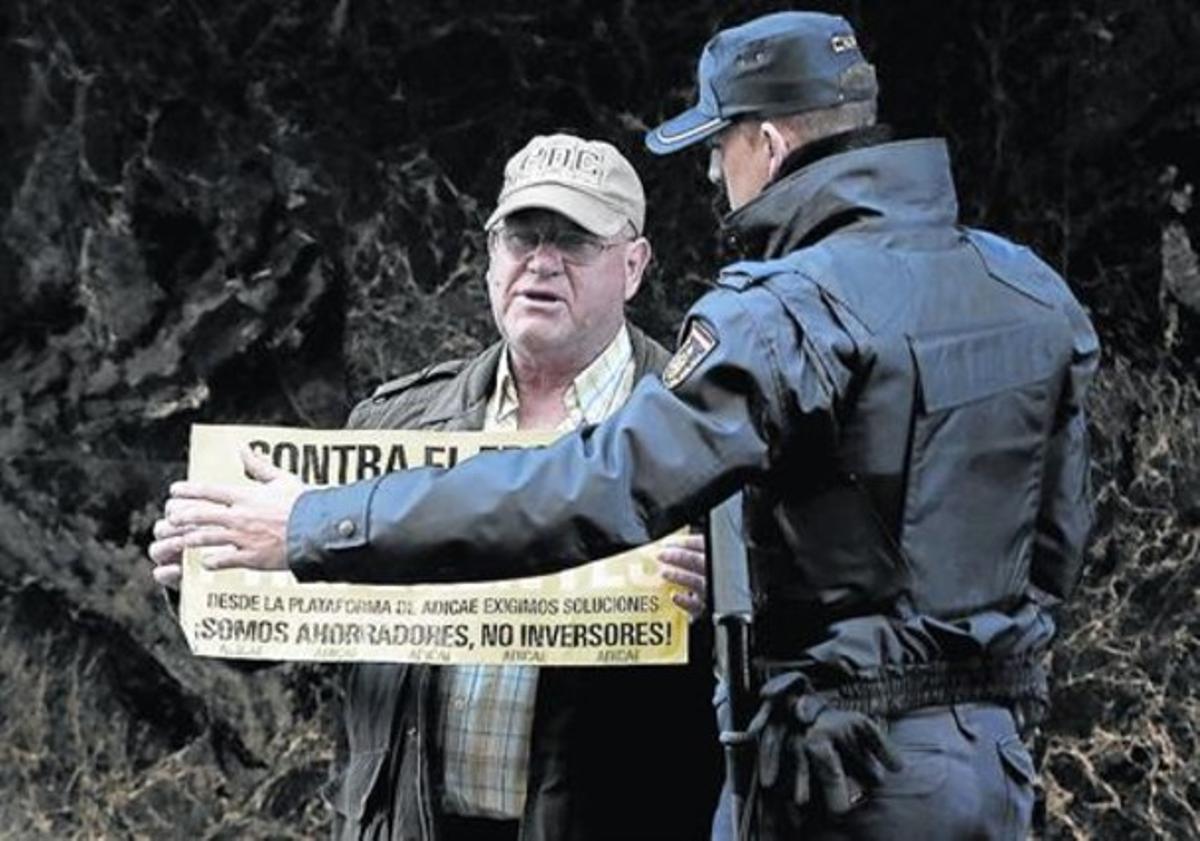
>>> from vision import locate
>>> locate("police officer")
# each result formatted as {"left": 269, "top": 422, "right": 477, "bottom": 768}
{"left": 164, "top": 11, "right": 1099, "bottom": 840}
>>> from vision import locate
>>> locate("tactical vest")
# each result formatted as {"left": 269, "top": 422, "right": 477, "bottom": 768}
{"left": 720, "top": 226, "right": 1078, "bottom": 662}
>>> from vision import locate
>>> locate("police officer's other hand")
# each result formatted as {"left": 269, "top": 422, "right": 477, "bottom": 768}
{"left": 163, "top": 447, "right": 306, "bottom": 573}
{"left": 658, "top": 533, "right": 706, "bottom": 619}
{"left": 754, "top": 673, "right": 903, "bottom": 815}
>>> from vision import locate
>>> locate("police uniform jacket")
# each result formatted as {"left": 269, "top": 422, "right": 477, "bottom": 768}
{"left": 325, "top": 325, "right": 719, "bottom": 841}
{"left": 293, "top": 137, "right": 1098, "bottom": 716}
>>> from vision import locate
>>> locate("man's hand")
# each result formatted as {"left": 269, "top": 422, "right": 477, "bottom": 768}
{"left": 658, "top": 533, "right": 706, "bottom": 619}
{"left": 155, "top": 448, "right": 306, "bottom": 575}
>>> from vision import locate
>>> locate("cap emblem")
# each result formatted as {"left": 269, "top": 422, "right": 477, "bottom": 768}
{"left": 830, "top": 33, "right": 858, "bottom": 53}
{"left": 511, "top": 142, "right": 606, "bottom": 189}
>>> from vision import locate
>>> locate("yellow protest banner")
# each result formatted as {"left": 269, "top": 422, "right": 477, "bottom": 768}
{"left": 180, "top": 424, "right": 689, "bottom": 666}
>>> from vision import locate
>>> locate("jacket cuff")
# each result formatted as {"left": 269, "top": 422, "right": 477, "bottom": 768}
{"left": 287, "top": 480, "right": 378, "bottom": 582}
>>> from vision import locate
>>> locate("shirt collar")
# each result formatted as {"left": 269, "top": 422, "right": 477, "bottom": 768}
{"left": 491, "top": 325, "right": 634, "bottom": 430}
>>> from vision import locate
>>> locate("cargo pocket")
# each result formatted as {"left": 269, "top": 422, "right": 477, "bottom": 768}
{"left": 902, "top": 321, "right": 1066, "bottom": 610}
{"left": 874, "top": 744, "right": 949, "bottom": 799}
{"left": 997, "top": 735, "right": 1035, "bottom": 837}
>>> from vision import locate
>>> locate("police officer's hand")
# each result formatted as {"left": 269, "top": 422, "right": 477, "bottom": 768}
{"left": 754, "top": 673, "right": 903, "bottom": 815}
{"left": 160, "top": 447, "right": 306, "bottom": 573}
{"left": 657, "top": 533, "right": 706, "bottom": 619}
{"left": 148, "top": 516, "right": 190, "bottom": 587}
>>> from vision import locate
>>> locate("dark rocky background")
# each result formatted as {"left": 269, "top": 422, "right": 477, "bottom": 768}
{"left": 1, "top": 1, "right": 1198, "bottom": 838}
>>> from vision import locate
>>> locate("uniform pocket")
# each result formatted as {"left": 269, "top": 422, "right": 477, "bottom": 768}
{"left": 997, "top": 734, "right": 1035, "bottom": 837}
{"left": 997, "top": 734, "right": 1035, "bottom": 786}
{"left": 902, "top": 322, "right": 1066, "bottom": 613}
{"left": 909, "top": 321, "right": 1061, "bottom": 414}
{"left": 874, "top": 744, "right": 949, "bottom": 799}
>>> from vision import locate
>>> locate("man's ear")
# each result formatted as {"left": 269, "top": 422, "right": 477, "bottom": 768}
{"left": 623, "top": 238, "right": 652, "bottom": 301}
{"left": 760, "top": 121, "right": 792, "bottom": 183}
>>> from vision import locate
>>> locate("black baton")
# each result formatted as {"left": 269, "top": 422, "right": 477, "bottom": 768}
{"left": 707, "top": 495, "right": 756, "bottom": 840}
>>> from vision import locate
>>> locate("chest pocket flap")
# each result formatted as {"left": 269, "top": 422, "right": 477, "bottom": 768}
{"left": 910, "top": 321, "right": 1065, "bottom": 413}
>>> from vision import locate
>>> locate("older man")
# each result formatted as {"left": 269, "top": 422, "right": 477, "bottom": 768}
{"left": 151, "top": 134, "right": 719, "bottom": 841}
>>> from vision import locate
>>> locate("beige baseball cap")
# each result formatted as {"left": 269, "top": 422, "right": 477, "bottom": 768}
{"left": 485, "top": 134, "right": 646, "bottom": 237}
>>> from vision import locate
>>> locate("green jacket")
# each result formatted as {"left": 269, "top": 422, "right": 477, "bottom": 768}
{"left": 326, "top": 324, "right": 720, "bottom": 841}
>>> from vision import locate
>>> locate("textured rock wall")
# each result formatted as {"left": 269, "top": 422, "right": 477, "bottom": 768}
{"left": 1, "top": 1, "right": 1198, "bottom": 837}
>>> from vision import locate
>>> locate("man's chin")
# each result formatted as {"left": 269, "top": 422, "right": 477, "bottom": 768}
{"left": 506, "top": 326, "right": 571, "bottom": 355}
{"left": 505, "top": 321, "right": 573, "bottom": 356}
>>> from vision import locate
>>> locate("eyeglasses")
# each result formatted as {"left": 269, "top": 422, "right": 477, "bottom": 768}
{"left": 491, "top": 224, "right": 631, "bottom": 266}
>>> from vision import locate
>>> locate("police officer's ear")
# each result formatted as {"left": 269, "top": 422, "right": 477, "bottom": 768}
{"left": 621, "top": 233, "right": 652, "bottom": 302}
{"left": 759, "top": 121, "right": 793, "bottom": 184}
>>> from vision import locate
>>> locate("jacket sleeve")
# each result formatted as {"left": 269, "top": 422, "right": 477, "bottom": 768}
{"left": 1030, "top": 295, "right": 1100, "bottom": 601}
{"left": 286, "top": 288, "right": 798, "bottom": 584}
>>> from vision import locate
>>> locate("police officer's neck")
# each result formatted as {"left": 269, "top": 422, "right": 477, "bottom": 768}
{"left": 774, "top": 124, "right": 894, "bottom": 186}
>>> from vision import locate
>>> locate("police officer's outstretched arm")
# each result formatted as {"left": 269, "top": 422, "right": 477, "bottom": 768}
{"left": 284, "top": 288, "right": 781, "bottom": 585}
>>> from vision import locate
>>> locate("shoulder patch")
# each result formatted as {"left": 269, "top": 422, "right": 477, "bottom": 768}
{"left": 663, "top": 318, "right": 718, "bottom": 389}
{"left": 370, "top": 358, "right": 467, "bottom": 401}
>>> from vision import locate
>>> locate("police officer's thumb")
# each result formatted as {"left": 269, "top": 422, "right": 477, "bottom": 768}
{"left": 240, "top": 446, "right": 297, "bottom": 485}
{"left": 752, "top": 671, "right": 813, "bottom": 789}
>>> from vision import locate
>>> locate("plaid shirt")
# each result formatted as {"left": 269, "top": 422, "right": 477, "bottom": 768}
{"left": 437, "top": 326, "right": 636, "bottom": 819}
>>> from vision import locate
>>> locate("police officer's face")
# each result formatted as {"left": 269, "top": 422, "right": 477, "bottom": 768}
{"left": 708, "top": 122, "right": 772, "bottom": 210}
{"left": 486, "top": 209, "right": 650, "bottom": 362}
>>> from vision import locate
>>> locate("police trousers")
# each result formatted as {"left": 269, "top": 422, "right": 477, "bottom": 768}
{"left": 712, "top": 702, "right": 1035, "bottom": 841}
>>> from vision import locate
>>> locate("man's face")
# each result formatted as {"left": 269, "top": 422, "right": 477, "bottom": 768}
{"left": 486, "top": 209, "right": 647, "bottom": 361}
{"left": 708, "top": 121, "right": 771, "bottom": 211}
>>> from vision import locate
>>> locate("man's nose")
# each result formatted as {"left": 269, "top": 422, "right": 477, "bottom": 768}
{"left": 526, "top": 240, "right": 566, "bottom": 274}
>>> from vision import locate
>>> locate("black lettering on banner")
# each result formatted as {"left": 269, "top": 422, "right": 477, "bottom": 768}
{"left": 284, "top": 622, "right": 475, "bottom": 648}
{"left": 248, "top": 439, "right": 271, "bottom": 457}
{"left": 481, "top": 623, "right": 514, "bottom": 646}
{"left": 296, "top": 622, "right": 364, "bottom": 646}
{"left": 518, "top": 621, "right": 673, "bottom": 648}
{"left": 302, "top": 444, "right": 330, "bottom": 484}
{"left": 331, "top": 444, "right": 356, "bottom": 483}
{"left": 482, "top": 596, "right": 559, "bottom": 616}
{"left": 562, "top": 594, "right": 658, "bottom": 615}
{"left": 386, "top": 444, "right": 409, "bottom": 472}
{"left": 274, "top": 441, "right": 300, "bottom": 474}
{"left": 206, "top": 591, "right": 260, "bottom": 611}
{"left": 358, "top": 444, "right": 382, "bottom": 479}
{"left": 423, "top": 445, "right": 459, "bottom": 468}
{"left": 423, "top": 445, "right": 444, "bottom": 467}
{"left": 195, "top": 617, "right": 289, "bottom": 643}
{"left": 421, "top": 598, "right": 478, "bottom": 615}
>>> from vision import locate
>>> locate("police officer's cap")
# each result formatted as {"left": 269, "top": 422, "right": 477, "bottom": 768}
{"left": 646, "top": 11, "right": 878, "bottom": 155}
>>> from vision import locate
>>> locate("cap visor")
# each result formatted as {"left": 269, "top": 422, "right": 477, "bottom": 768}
{"left": 485, "top": 184, "right": 628, "bottom": 237}
{"left": 645, "top": 107, "right": 730, "bottom": 155}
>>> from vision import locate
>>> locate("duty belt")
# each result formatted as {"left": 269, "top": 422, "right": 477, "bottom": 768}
{"left": 756, "top": 656, "right": 1048, "bottom": 719}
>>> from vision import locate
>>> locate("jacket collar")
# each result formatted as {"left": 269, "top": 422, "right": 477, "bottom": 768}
{"left": 725, "top": 136, "right": 961, "bottom": 259}
{"left": 414, "top": 323, "right": 669, "bottom": 430}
